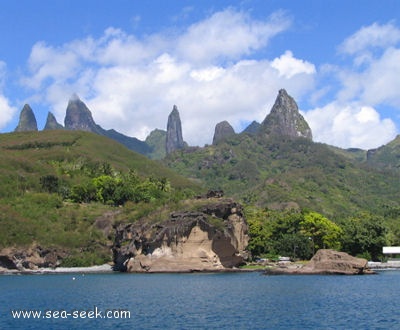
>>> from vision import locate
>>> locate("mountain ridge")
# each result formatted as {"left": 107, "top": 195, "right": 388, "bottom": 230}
{"left": 11, "top": 89, "right": 400, "bottom": 167}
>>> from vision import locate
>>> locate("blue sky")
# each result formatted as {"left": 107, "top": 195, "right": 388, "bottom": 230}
{"left": 0, "top": 0, "right": 400, "bottom": 149}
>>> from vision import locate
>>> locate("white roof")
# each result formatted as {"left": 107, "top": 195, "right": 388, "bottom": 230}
{"left": 383, "top": 246, "right": 400, "bottom": 254}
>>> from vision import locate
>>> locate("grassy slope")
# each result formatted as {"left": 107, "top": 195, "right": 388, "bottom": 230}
{"left": 0, "top": 130, "right": 201, "bottom": 265}
{"left": 164, "top": 133, "right": 400, "bottom": 220}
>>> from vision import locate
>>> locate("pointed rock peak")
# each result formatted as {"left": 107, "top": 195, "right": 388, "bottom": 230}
{"left": 44, "top": 112, "right": 64, "bottom": 130}
{"left": 242, "top": 120, "right": 261, "bottom": 135}
{"left": 69, "top": 93, "right": 81, "bottom": 102}
{"left": 64, "top": 96, "right": 101, "bottom": 133}
{"left": 166, "top": 105, "right": 185, "bottom": 154}
{"left": 260, "top": 89, "right": 312, "bottom": 140}
{"left": 212, "top": 120, "right": 235, "bottom": 145}
{"left": 14, "top": 104, "right": 38, "bottom": 132}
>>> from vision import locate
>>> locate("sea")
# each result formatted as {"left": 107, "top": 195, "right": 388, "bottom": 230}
{"left": 1, "top": 270, "right": 400, "bottom": 330}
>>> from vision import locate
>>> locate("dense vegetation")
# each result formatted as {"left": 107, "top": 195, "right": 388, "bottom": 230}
{"left": 0, "top": 130, "right": 200, "bottom": 266}
{"left": 245, "top": 207, "right": 387, "bottom": 261}
{"left": 2, "top": 128, "right": 400, "bottom": 265}
{"left": 164, "top": 133, "right": 400, "bottom": 260}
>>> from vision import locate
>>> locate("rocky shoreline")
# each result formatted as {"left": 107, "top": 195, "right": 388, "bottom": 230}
{"left": 0, "top": 264, "right": 113, "bottom": 275}
{"left": 2, "top": 261, "right": 400, "bottom": 276}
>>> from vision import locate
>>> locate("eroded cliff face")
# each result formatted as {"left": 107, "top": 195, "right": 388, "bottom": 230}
{"left": 112, "top": 198, "right": 249, "bottom": 272}
{"left": 0, "top": 244, "right": 68, "bottom": 271}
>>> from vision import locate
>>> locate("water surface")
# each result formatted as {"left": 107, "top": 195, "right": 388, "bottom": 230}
{"left": 1, "top": 271, "right": 399, "bottom": 329}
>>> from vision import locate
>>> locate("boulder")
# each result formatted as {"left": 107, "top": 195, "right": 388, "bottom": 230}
{"left": 112, "top": 198, "right": 249, "bottom": 272}
{"left": 265, "top": 249, "right": 374, "bottom": 275}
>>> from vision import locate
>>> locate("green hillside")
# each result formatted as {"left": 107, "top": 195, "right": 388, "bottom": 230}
{"left": 0, "top": 130, "right": 201, "bottom": 266}
{"left": 164, "top": 133, "right": 400, "bottom": 220}
{"left": 366, "top": 135, "right": 400, "bottom": 172}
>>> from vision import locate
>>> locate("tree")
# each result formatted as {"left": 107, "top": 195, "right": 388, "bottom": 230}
{"left": 245, "top": 207, "right": 272, "bottom": 257}
{"left": 70, "top": 181, "right": 97, "bottom": 203}
{"left": 341, "top": 212, "right": 387, "bottom": 261}
{"left": 270, "top": 210, "right": 312, "bottom": 259}
{"left": 300, "top": 211, "right": 342, "bottom": 251}
{"left": 92, "top": 175, "right": 120, "bottom": 204}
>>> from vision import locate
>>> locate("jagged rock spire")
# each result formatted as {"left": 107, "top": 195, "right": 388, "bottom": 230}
{"left": 166, "top": 105, "right": 185, "bottom": 154}
{"left": 14, "top": 104, "right": 38, "bottom": 132}
{"left": 44, "top": 112, "right": 64, "bottom": 130}
{"left": 64, "top": 94, "right": 102, "bottom": 134}
{"left": 212, "top": 121, "right": 235, "bottom": 145}
{"left": 260, "top": 89, "right": 312, "bottom": 140}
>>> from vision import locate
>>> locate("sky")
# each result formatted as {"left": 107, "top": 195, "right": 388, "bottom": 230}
{"left": 0, "top": 0, "right": 400, "bottom": 150}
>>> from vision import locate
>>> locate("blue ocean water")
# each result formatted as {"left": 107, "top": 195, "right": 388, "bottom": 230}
{"left": 1, "top": 271, "right": 400, "bottom": 330}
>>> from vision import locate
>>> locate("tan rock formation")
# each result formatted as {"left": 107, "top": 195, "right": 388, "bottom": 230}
{"left": 265, "top": 249, "right": 374, "bottom": 275}
{"left": 113, "top": 198, "right": 249, "bottom": 272}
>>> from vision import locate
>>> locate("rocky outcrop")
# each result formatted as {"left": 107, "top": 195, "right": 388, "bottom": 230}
{"left": 212, "top": 121, "right": 235, "bottom": 145}
{"left": 64, "top": 94, "right": 103, "bottom": 134}
{"left": 260, "top": 89, "right": 312, "bottom": 140}
{"left": 166, "top": 105, "right": 185, "bottom": 155}
{"left": 112, "top": 198, "right": 249, "bottom": 272}
{"left": 265, "top": 249, "right": 374, "bottom": 275}
{"left": 14, "top": 104, "right": 38, "bottom": 132}
{"left": 0, "top": 245, "right": 68, "bottom": 272}
{"left": 44, "top": 112, "right": 64, "bottom": 130}
{"left": 242, "top": 120, "right": 261, "bottom": 135}
{"left": 64, "top": 94, "right": 150, "bottom": 155}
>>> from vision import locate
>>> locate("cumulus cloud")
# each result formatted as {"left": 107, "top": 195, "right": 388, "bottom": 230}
{"left": 306, "top": 21, "right": 400, "bottom": 149}
{"left": 176, "top": 9, "right": 291, "bottom": 64}
{"left": 0, "top": 94, "right": 16, "bottom": 129}
{"left": 339, "top": 22, "right": 400, "bottom": 56}
{"left": 304, "top": 102, "right": 396, "bottom": 149}
{"left": 0, "top": 61, "right": 17, "bottom": 129}
{"left": 20, "top": 8, "right": 318, "bottom": 146}
{"left": 335, "top": 22, "right": 400, "bottom": 109}
{"left": 18, "top": 9, "right": 398, "bottom": 150}
{"left": 271, "top": 50, "right": 316, "bottom": 78}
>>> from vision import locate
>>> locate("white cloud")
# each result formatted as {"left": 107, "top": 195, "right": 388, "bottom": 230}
{"left": 0, "top": 94, "right": 16, "bottom": 129}
{"left": 0, "top": 61, "right": 17, "bottom": 129}
{"left": 20, "top": 8, "right": 315, "bottom": 146}
{"left": 176, "top": 9, "right": 291, "bottom": 64}
{"left": 335, "top": 27, "right": 400, "bottom": 109}
{"left": 359, "top": 47, "right": 400, "bottom": 107}
{"left": 339, "top": 22, "right": 400, "bottom": 56}
{"left": 271, "top": 50, "right": 316, "bottom": 78}
{"left": 20, "top": 10, "right": 400, "bottom": 151}
{"left": 304, "top": 102, "right": 396, "bottom": 149}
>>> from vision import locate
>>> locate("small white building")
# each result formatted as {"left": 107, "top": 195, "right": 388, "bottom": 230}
{"left": 383, "top": 246, "right": 400, "bottom": 259}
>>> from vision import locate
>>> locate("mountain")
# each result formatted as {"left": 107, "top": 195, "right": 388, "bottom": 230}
{"left": 260, "top": 89, "right": 312, "bottom": 140}
{"left": 163, "top": 90, "right": 400, "bottom": 220}
{"left": 14, "top": 104, "right": 38, "bottom": 132}
{"left": 44, "top": 112, "right": 64, "bottom": 130}
{"left": 64, "top": 94, "right": 150, "bottom": 155}
{"left": 242, "top": 121, "right": 261, "bottom": 135}
{"left": 166, "top": 105, "right": 185, "bottom": 154}
{"left": 64, "top": 94, "right": 103, "bottom": 134}
{"left": 212, "top": 121, "right": 235, "bottom": 145}
{"left": 145, "top": 129, "right": 167, "bottom": 159}
{"left": 365, "top": 135, "right": 400, "bottom": 172}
